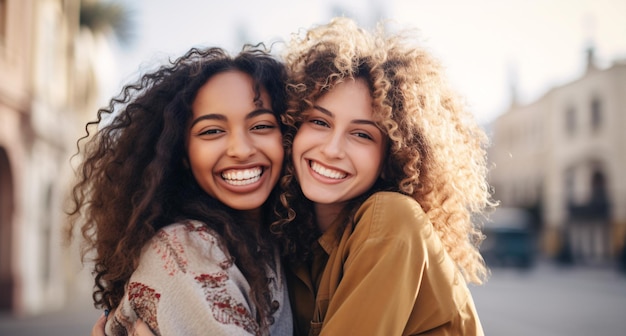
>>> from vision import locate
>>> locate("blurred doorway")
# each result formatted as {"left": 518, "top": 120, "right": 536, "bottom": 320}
{"left": 567, "top": 168, "right": 611, "bottom": 264}
{"left": 0, "top": 147, "right": 15, "bottom": 311}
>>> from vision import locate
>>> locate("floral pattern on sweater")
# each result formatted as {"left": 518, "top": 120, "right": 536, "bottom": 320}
{"left": 105, "top": 220, "right": 292, "bottom": 336}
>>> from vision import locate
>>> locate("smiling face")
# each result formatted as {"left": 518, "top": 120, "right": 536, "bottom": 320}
{"left": 186, "top": 70, "right": 284, "bottom": 211}
{"left": 292, "top": 78, "right": 386, "bottom": 211}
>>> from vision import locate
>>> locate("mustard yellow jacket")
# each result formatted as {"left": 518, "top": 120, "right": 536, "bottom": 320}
{"left": 287, "top": 192, "right": 484, "bottom": 336}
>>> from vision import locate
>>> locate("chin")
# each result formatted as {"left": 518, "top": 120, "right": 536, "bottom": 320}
{"left": 228, "top": 196, "right": 268, "bottom": 211}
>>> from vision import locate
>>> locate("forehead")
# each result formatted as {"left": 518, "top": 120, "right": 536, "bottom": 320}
{"left": 315, "top": 78, "right": 373, "bottom": 117}
{"left": 192, "top": 70, "right": 271, "bottom": 116}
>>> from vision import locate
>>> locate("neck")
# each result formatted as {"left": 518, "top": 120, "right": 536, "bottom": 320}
{"left": 314, "top": 202, "right": 346, "bottom": 233}
{"left": 239, "top": 207, "right": 264, "bottom": 237}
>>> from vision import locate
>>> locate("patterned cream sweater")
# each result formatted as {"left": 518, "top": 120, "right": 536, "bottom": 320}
{"left": 105, "top": 220, "right": 292, "bottom": 336}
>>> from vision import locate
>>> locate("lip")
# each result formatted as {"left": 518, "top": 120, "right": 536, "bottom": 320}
{"left": 216, "top": 164, "right": 268, "bottom": 193}
{"left": 306, "top": 159, "right": 349, "bottom": 184}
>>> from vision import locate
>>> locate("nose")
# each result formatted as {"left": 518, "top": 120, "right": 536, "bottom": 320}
{"left": 319, "top": 131, "right": 345, "bottom": 159}
{"left": 226, "top": 130, "right": 256, "bottom": 159}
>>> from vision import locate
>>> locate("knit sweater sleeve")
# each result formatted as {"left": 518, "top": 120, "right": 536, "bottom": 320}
{"left": 105, "top": 221, "right": 259, "bottom": 336}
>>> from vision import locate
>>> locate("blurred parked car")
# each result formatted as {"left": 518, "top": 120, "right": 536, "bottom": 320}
{"left": 480, "top": 207, "right": 536, "bottom": 269}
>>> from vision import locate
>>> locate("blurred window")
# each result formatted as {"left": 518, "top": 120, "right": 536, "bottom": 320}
{"left": 565, "top": 106, "right": 576, "bottom": 136}
{"left": 591, "top": 97, "right": 602, "bottom": 132}
{"left": 565, "top": 168, "right": 575, "bottom": 203}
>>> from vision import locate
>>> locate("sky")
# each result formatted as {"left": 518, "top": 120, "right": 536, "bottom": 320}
{"left": 100, "top": 0, "right": 626, "bottom": 125}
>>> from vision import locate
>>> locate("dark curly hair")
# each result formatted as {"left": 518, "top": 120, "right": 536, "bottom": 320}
{"left": 272, "top": 18, "right": 496, "bottom": 284}
{"left": 67, "top": 45, "right": 287, "bottom": 332}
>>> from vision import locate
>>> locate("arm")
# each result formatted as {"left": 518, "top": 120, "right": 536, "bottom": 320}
{"left": 133, "top": 319, "right": 157, "bottom": 336}
{"left": 106, "top": 222, "right": 260, "bottom": 336}
{"left": 319, "top": 192, "right": 482, "bottom": 335}
{"left": 91, "top": 312, "right": 107, "bottom": 336}
{"left": 91, "top": 310, "right": 155, "bottom": 336}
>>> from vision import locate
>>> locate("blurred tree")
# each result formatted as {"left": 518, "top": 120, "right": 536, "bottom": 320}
{"left": 79, "top": 0, "right": 134, "bottom": 46}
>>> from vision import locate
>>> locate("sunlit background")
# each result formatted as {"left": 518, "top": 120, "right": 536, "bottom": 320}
{"left": 101, "top": 0, "right": 626, "bottom": 125}
{"left": 1, "top": 0, "right": 625, "bottom": 335}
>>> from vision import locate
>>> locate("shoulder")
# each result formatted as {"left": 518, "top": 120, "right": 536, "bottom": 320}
{"left": 356, "top": 191, "right": 427, "bottom": 224}
{"left": 153, "top": 220, "right": 224, "bottom": 248}
{"left": 139, "top": 220, "right": 232, "bottom": 272}
{"left": 158, "top": 220, "right": 220, "bottom": 238}
{"left": 353, "top": 191, "right": 430, "bottom": 238}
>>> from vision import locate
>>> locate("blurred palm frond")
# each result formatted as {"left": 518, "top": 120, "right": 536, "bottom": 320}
{"left": 79, "top": 0, "right": 134, "bottom": 46}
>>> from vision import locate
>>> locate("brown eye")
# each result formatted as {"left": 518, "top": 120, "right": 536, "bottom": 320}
{"left": 353, "top": 132, "right": 373, "bottom": 140}
{"left": 310, "top": 119, "right": 329, "bottom": 127}
{"left": 199, "top": 129, "right": 223, "bottom": 136}
{"left": 251, "top": 124, "right": 275, "bottom": 130}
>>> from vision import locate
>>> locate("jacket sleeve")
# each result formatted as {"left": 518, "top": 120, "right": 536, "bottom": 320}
{"left": 105, "top": 223, "right": 259, "bottom": 336}
{"left": 319, "top": 192, "right": 483, "bottom": 336}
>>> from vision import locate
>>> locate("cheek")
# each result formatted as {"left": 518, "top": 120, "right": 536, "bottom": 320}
{"left": 291, "top": 129, "right": 310, "bottom": 159}
{"left": 186, "top": 140, "right": 219, "bottom": 173}
{"left": 271, "top": 141, "right": 285, "bottom": 166}
{"left": 368, "top": 145, "right": 386, "bottom": 175}
{"left": 290, "top": 133, "right": 308, "bottom": 178}
{"left": 261, "top": 133, "right": 285, "bottom": 161}
{"left": 186, "top": 143, "right": 199, "bottom": 167}
{"left": 187, "top": 141, "right": 204, "bottom": 162}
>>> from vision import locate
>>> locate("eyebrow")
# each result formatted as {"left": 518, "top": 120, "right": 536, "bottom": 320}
{"left": 190, "top": 108, "right": 274, "bottom": 128}
{"left": 313, "top": 105, "right": 379, "bottom": 127}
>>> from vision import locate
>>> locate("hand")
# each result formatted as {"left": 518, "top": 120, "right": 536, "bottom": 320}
{"left": 90, "top": 308, "right": 155, "bottom": 336}
{"left": 133, "top": 319, "right": 156, "bottom": 336}
{"left": 90, "top": 311, "right": 107, "bottom": 336}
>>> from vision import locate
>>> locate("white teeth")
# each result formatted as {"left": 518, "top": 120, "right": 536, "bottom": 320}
{"left": 310, "top": 161, "right": 347, "bottom": 179}
{"left": 222, "top": 167, "right": 262, "bottom": 186}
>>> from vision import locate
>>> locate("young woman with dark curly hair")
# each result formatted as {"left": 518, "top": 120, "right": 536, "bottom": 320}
{"left": 272, "top": 18, "right": 496, "bottom": 335}
{"left": 69, "top": 46, "right": 292, "bottom": 336}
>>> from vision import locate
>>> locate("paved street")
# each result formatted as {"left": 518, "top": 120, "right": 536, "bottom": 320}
{"left": 0, "top": 261, "right": 625, "bottom": 335}
{"left": 471, "top": 261, "right": 626, "bottom": 336}
{"left": 0, "top": 293, "right": 100, "bottom": 336}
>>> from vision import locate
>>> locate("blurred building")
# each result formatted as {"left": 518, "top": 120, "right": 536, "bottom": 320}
{"left": 0, "top": 0, "right": 104, "bottom": 316}
{"left": 489, "top": 48, "right": 626, "bottom": 265}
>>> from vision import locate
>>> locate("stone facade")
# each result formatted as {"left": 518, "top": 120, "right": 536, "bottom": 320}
{"left": 489, "top": 49, "right": 626, "bottom": 264}
{"left": 0, "top": 0, "right": 99, "bottom": 315}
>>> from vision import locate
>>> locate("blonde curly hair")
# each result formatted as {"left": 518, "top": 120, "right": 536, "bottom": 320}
{"left": 274, "top": 17, "right": 496, "bottom": 284}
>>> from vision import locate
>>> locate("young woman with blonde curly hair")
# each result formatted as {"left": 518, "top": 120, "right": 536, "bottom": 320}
{"left": 272, "top": 17, "right": 496, "bottom": 335}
